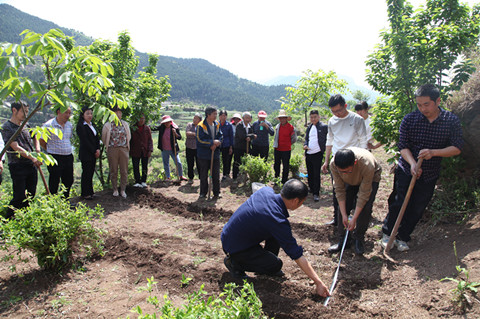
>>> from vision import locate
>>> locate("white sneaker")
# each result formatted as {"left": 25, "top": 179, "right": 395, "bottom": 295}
{"left": 113, "top": 190, "right": 119, "bottom": 197}
{"left": 381, "top": 234, "right": 390, "bottom": 248}
{"left": 133, "top": 183, "right": 143, "bottom": 188}
{"left": 141, "top": 182, "right": 147, "bottom": 188}
{"left": 395, "top": 239, "right": 410, "bottom": 252}
{"left": 121, "top": 191, "right": 127, "bottom": 198}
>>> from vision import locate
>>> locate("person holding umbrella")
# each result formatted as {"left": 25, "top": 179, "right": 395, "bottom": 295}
{"left": 196, "top": 106, "right": 223, "bottom": 199}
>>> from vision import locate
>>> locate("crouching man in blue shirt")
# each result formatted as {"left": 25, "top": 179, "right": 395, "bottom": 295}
{"left": 221, "top": 179, "right": 330, "bottom": 297}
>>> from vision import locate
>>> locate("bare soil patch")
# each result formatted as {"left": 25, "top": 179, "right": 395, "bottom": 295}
{"left": 1, "top": 154, "right": 479, "bottom": 318}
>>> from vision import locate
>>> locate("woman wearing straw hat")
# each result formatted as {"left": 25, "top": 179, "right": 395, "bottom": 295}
{"left": 273, "top": 110, "right": 297, "bottom": 184}
{"left": 155, "top": 115, "right": 187, "bottom": 181}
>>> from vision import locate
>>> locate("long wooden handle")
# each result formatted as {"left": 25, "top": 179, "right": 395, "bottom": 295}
{"left": 38, "top": 166, "right": 50, "bottom": 195}
{"left": 246, "top": 139, "right": 250, "bottom": 154}
{"left": 208, "top": 148, "right": 214, "bottom": 199}
{"left": 384, "top": 158, "right": 424, "bottom": 253}
{"left": 172, "top": 129, "right": 180, "bottom": 181}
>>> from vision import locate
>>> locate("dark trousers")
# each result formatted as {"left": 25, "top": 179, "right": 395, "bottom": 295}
{"left": 305, "top": 151, "right": 323, "bottom": 196}
{"left": 274, "top": 150, "right": 291, "bottom": 184}
{"left": 81, "top": 159, "right": 96, "bottom": 197}
{"left": 7, "top": 163, "right": 38, "bottom": 219}
{"left": 251, "top": 144, "right": 269, "bottom": 160}
{"left": 233, "top": 148, "right": 246, "bottom": 179}
{"left": 221, "top": 147, "right": 233, "bottom": 177}
{"left": 382, "top": 167, "right": 436, "bottom": 242}
{"left": 228, "top": 238, "right": 282, "bottom": 275}
{"left": 185, "top": 147, "right": 198, "bottom": 180}
{"left": 198, "top": 157, "right": 220, "bottom": 196}
{"left": 47, "top": 153, "right": 74, "bottom": 197}
{"left": 132, "top": 156, "right": 149, "bottom": 184}
{"left": 336, "top": 182, "right": 379, "bottom": 241}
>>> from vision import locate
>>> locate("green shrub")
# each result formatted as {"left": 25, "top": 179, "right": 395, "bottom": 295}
{"left": 289, "top": 153, "right": 303, "bottom": 177}
{"left": 240, "top": 154, "right": 272, "bottom": 184}
{"left": 1, "top": 193, "right": 105, "bottom": 270}
{"left": 130, "top": 277, "right": 269, "bottom": 319}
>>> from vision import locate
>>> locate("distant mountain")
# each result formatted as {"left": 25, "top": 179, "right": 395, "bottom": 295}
{"left": 263, "top": 74, "right": 381, "bottom": 104}
{"left": 0, "top": 4, "right": 285, "bottom": 112}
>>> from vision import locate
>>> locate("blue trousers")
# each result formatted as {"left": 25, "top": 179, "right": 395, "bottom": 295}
{"left": 161, "top": 150, "right": 183, "bottom": 179}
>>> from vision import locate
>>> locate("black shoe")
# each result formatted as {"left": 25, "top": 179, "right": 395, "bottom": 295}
{"left": 313, "top": 195, "right": 320, "bottom": 202}
{"left": 199, "top": 194, "right": 207, "bottom": 199}
{"left": 328, "top": 239, "right": 350, "bottom": 253}
{"left": 325, "top": 218, "right": 337, "bottom": 226}
{"left": 224, "top": 257, "right": 248, "bottom": 279}
{"left": 354, "top": 239, "right": 365, "bottom": 255}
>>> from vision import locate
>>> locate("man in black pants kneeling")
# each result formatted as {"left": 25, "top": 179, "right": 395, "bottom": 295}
{"left": 220, "top": 179, "right": 330, "bottom": 297}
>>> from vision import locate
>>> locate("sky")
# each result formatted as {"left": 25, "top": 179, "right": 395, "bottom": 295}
{"left": 2, "top": 0, "right": 479, "bottom": 88}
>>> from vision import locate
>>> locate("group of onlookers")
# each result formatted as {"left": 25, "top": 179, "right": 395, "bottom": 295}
{"left": 1, "top": 84, "right": 464, "bottom": 262}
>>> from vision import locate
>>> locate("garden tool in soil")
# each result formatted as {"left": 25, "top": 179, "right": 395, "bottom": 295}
{"left": 207, "top": 148, "right": 214, "bottom": 200}
{"left": 384, "top": 158, "right": 423, "bottom": 255}
{"left": 324, "top": 228, "right": 349, "bottom": 307}
{"left": 246, "top": 139, "right": 250, "bottom": 155}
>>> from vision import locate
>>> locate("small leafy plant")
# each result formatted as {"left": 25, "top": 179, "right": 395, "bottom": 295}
{"left": 0, "top": 192, "right": 105, "bottom": 271}
{"left": 240, "top": 154, "right": 272, "bottom": 185}
{"left": 289, "top": 153, "right": 303, "bottom": 177}
{"left": 129, "top": 277, "right": 268, "bottom": 318}
{"left": 180, "top": 273, "right": 193, "bottom": 287}
{"left": 441, "top": 241, "right": 480, "bottom": 312}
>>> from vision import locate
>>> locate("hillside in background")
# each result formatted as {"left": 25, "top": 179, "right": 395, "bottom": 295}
{"left": 0, "top": 3, "right": 285, "bottom": 112}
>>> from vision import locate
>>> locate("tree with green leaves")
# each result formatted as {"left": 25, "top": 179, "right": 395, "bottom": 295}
{"left": 366, "top": 0, "right": 480, "bottom": 151}
{"left": 280, "top": 69, "right": 347, "bottom": 126}
{"left": 0, "top": 29, "right": 127, "bottom": 165}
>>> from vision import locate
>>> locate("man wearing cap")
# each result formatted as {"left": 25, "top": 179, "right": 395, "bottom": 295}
{"left": 251, "top": 110, "right": 274, "bottom": 160}
{"left": 185, "top": 113, "right": 202, "bottom": 182}
{"left": 273, "top": 110, "right": 297, "bottom": 184}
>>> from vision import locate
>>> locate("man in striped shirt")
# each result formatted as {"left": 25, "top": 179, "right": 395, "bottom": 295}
{"left": 40, "top": 106, "right": 74, "bottom": 197}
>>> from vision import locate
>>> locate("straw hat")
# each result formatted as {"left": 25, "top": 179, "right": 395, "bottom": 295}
{"left": 276, "top": 110, "right": 291, "bottom": 121}
{"left": 160, "top": 115, "right": 178, "bottom": 128}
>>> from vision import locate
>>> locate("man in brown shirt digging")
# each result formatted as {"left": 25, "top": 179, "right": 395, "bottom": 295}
{"left": 328, "top": 147, "right": 382, "bottom": 255}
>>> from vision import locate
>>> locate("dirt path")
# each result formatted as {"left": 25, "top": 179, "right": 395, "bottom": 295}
{"left": 0, "top": 170, "right": 479, "bottom": 318}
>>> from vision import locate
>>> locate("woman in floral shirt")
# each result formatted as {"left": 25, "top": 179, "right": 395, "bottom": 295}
{"left": 102, "top": 106, "right": 131, "bottom": 198}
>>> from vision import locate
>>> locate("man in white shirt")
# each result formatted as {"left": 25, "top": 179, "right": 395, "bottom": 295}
{"left": 321, "top": 94, "right": 367, "bottom": 226}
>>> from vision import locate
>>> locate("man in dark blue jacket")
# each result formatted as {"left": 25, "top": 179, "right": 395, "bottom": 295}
{"left": 303, "top": 110, "right": 328, "bottom": 202}
{"left": 196, "top": 106, "right": 223, "bottom": 199}
{"left": 219, "top": 110, "right": 234, "bottom": 180}
{"left": 221, "top": 179, "right": 330, "bottom": 297}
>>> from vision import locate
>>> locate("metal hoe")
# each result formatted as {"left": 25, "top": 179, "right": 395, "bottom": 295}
{"left": 323, "top": 228, "right": 349, "bottom": 307}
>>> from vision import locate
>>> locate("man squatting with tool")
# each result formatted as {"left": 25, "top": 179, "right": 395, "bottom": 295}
{"left": 328, "top": 147, "right": 382, "bottom": 255}
{"left": 381, "top": 84, "right": 463, "bottom": 252}
{"left": 221, "top": 179, "right": 330, "bottom": 297}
